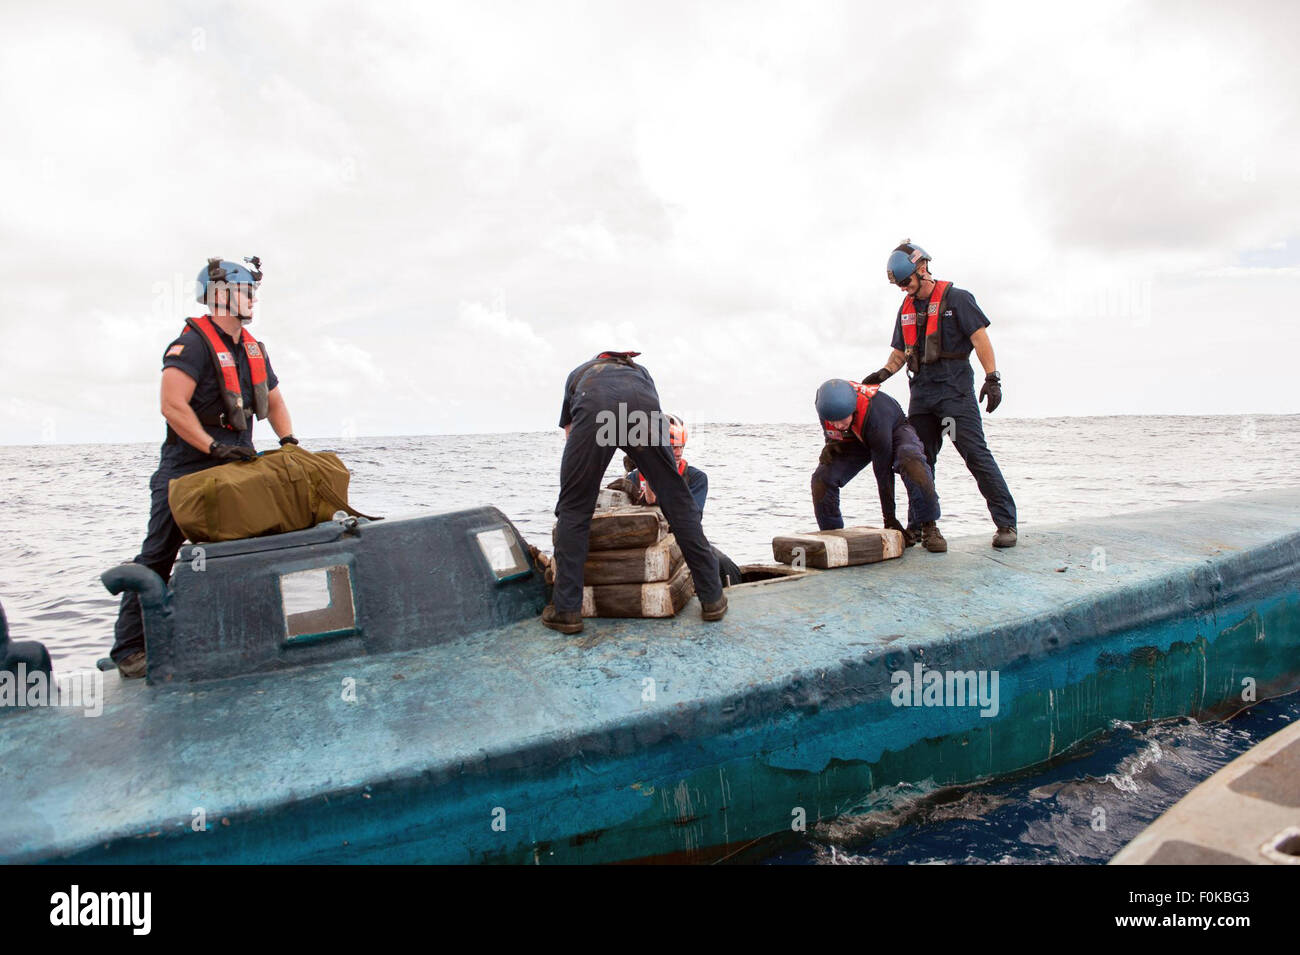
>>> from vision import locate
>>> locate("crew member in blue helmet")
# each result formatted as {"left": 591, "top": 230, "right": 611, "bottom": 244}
{"left": 811, "top": 379, "right": 946, "bottom": 552}
{"left": 546, "top": 352, "right": 727, "bottom": 634}
{"left": 862, "top": 240, "right": 1018, "bottom": 548}
{"left": 109, "top": 257, "right": 300, "bottom": 678}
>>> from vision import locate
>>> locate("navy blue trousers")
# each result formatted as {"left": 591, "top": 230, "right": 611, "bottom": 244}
{"left": 907, "top": 391, "right": 1016, "bottom": 530}
{"left": 812, "top": 421, "right": 940, "bottom": 530}
{"left": 110, "top": 452, "right": 216, "bottom": 663}
{"left": 553, "top": 375, "right": 722, "bottom": 612}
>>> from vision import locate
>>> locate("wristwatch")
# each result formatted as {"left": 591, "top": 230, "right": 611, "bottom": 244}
{"left": 986, "top": 371, "right": 1001, "bottom": 382}
{"left": 279, "top": 435, "right": 299, "bottom": 446}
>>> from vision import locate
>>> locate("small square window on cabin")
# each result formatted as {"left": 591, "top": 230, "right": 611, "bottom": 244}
{"left": 280, "top": 565, "right": 357, "bottom": 644}
{"left": 475, "top": 526, "right": 531, "bottom": 581}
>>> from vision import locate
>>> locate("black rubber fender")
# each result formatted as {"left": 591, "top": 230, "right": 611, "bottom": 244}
{"left": 0, "top": 598, "right": 52, "bottom": 677}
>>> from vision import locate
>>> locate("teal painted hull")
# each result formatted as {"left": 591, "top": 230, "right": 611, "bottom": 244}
{"left": 3, "top": 490, "right": 1299, "bottom": 864}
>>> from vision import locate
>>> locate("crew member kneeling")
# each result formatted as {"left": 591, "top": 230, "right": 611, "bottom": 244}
{"left": 626, "top": 415, "right": 707, "bottom": 512}
{"left": 811, "top": 378, "right": 946, "bottom": 553}
{"left": 626, "top": 415, "right": 742, "bottom": 588}
{"left": 109, "top": 257, "right": 300, "bottom": 678}
{"left": 545, "top": 352, "right": 727, "bottom": 634}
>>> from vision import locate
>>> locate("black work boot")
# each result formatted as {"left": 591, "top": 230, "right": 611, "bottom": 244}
{"left": 993, "top": 526, "right": 1018, "bottom": 548}
{"left": 542, "top": 605, "right": 584, "bottom": 634}
{"left": 700, "top": 594, "right": 728, "bottom": 621}
{"left": 921, "top": 522, "right": 948, "bottom": 553}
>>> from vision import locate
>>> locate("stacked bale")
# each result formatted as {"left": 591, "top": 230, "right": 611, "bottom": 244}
{"left": 552, "top": 504, "right": 694, "bottom": 618}
{"left": 772, "top": 526, "right": 905, "bottom": 569}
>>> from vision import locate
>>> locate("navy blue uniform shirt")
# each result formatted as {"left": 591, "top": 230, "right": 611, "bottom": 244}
{"left": 160, "top": 319, "right": 279, "bottom": 467}
{"left": 890, "top": 284, "right": 989, "bottom": 403}
{"left": 558, "top": 357, "right": 656, "bottom": 428}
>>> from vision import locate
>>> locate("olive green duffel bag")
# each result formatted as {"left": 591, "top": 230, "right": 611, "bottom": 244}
{"left": 167, "top": 444, "right": 377, "bottom": 543}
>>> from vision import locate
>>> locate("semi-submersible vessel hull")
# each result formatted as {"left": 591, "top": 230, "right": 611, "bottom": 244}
{"left": 2, "top": 489, "right": 1298, "bottom": 863}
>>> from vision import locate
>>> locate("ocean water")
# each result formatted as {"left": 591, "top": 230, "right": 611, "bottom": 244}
{"left": 2, "top": 414, "right": 1298, "bottom": 863}
{"left": 756, "top": 690, "right": 1300, "bottom": 865}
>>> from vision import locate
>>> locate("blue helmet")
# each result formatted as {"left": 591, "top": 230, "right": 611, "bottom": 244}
{"left": 815, "top": 379, "right": 858, "bottom": 422}
{"left": 886, "top": 240, "right": 930, "bottom": 285}
{"left": 195, "top": 256, "right": 262, "bottom": 305}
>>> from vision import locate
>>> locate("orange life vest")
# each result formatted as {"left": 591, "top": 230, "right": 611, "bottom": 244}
{"left": 822, "top": 382, "right": 878, "bottom": 443}
{"left": 637, "top": 457, "right": 688, "bottom": 497}
{"left": 900, "top": 279, "right": 954, "bottom": 370}
{"left": 183, "top": 315, "right": 269, "bottom": 432}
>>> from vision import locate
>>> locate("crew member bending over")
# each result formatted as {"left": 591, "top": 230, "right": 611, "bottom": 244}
{"left": 811, "top": 378, "right": 946, "bottom": 553}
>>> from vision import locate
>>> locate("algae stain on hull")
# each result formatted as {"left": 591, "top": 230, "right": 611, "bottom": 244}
{"left": 524, "top": 596, "right": 1300, "bottom": 864}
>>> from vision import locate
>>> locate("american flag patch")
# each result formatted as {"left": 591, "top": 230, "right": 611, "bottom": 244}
{"left": 166, "top": 344, "right": 185, "bottom": 358}
{"left": 217, "top": 351, "right": 235, "bottom": 367}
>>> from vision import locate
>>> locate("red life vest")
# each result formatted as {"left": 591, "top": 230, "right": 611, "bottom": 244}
{"left": 594, "top": 350, "right": 641, "bottom": 365}
{"left": 822, "top": 382, "right": 878, "bottom": 443}
{"left": 900, "top": 279, "right": 953, "bottom": 369}
{"left": 183, "top": 315, "right": 269, "bottom": 432}
{"left": 637, "top": 457, "right": 688, "bottom": 498}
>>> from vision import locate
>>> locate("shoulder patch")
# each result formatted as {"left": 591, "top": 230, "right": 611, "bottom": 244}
{"left": 166, "top": 344, "right": 185, "bottom": 358}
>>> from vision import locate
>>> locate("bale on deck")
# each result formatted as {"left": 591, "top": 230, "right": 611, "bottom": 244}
{"left": 584, "top": 535, "right": 684, "bottom": 586}
{"left": 596, "top": 488, "right": 630, "bottom": 511}
{"left": 772, "top": 527, "right": 905, "bottom": 569}
{"left": 553, "top": 506, "right": 668, "bottom": 552}
{"left": 580, "top": 563, "right": 694, "bottom": 618}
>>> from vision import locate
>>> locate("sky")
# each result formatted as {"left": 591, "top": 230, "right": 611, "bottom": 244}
{"left": 1, "top": 0, "right": 1297, "bottom": 445}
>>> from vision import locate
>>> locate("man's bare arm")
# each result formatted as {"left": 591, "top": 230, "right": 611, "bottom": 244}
{"left": 864, "top": 349, "right": 907, "bottom": 384}
{"left": 160, "top": 367, "right": 213, "bottom": 454}
{"left": 266, "top": 386, "right": 294, "bottom": 439}
{"left": 969, "top": 327, "right": 997, "bottom": 376}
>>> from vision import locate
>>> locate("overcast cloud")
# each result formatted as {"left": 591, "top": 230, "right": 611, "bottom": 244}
{"left": 1, "top": 0, "right": 1297, "bottom": 445}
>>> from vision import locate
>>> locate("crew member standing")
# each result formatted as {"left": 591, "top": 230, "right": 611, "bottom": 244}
{"left": 109, "top": 257, "right": 300, "bottom": 677}
{"left": 546, "top": 352, "right": 727, "bottom": 634}
{"left": 862, "top": 241, "right": 1018, "bottom": 548}
{"left": 811, "top": 378, "right": 946, "bottom": 552}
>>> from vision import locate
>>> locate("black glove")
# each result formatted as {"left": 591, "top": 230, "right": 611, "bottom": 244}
{"left": 279, "top": 434, "right": 299, "bottom": 446}
{"left": 979, "top": 372, "right": 1002, "bottom": 414}
{"left": 209, "top": 442, "right": 257, "bottom": 462}
{"left": 884, "top": 516, "right": 905, "bottom": 534}
{"left": 862, "top": 367, "right": 892, "bottom": 386}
